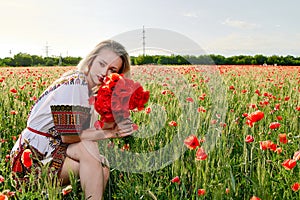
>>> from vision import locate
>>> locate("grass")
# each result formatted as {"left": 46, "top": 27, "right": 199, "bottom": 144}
{"left": 0, "top": 65, "right": 299, "bottom": 199}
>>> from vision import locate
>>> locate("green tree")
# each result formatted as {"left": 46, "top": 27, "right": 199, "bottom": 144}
{"left": 14, "top": 53, "right": 33, "bottom": 66}
{"left": 62, "top": 56, "right": 81, "bottom": 66}
{"left": 31, "top": 55, "right": 45, "bottom": 66}
{"left": 254, "top": 54, "right": 267, "bottom": 65}
{"left": 44, "top": 57, "right": 55, "bottom": 66}
{"left": 210, "top": 54, "right": 226, "bottom": 65}
{"left": 2, "top": 57, "right": 15, "bottom": 66}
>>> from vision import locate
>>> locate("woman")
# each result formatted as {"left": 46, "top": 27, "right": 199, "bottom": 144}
{"left": 10, "top": 40, "right": 134, "bottom": 199}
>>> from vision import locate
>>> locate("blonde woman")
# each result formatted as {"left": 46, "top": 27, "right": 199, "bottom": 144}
{"left": 11, "top": 40, "right": 133, "bottom": 200}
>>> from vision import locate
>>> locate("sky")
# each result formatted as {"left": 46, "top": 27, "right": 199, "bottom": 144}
{"left": 0, "top": 0, "right": 300, "bottom": 58}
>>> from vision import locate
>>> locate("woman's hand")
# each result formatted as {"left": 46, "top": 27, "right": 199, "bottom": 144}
{"left": 114, "top": 118, "right": 134, "bottom": 137}
{"left": 79, "top": 118, "right": 134, "bottom": 141}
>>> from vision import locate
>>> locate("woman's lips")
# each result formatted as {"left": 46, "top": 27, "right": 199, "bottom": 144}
{"left": 97, "top": 75, "right": 104, "bottom": 83}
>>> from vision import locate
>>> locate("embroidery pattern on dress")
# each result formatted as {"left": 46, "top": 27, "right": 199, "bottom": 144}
{"left": 51, "top": 105, "right": 91, "bottom": 136}
{"left": 47, "top": 127, "right": 61, "bottom": 149}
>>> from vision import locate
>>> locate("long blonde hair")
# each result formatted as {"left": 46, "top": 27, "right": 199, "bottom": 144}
{"left": 77, "top": 40, "right": 131, "bottom": 77}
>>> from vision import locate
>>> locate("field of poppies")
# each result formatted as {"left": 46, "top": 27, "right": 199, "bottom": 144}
{"left": 0, "top": 65, "right": 299, "bottom": 200}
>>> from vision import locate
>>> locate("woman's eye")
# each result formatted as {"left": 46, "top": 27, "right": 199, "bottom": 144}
{"left": 98, "top": 61, "right": 106, "bottom": 67}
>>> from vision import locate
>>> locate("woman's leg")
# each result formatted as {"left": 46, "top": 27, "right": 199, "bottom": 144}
{"left": 60, "top": 140, "right": 108, "bottom": 200}
{"left": 59, "top": 156, "right": 80, "bottom": 185}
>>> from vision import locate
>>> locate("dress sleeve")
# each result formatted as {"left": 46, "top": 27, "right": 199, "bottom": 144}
{"left": 49, "top": 73, "right": 91, "bottom": 136}
{"left": 50, "top": 105, "right": 91, "bottom": 136}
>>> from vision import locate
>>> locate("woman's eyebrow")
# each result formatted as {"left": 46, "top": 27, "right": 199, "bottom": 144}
{"left": 99, "top": 59, "right": 108, "bottom": 65}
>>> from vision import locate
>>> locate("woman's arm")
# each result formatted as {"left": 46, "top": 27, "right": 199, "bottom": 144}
{"left": 61, "top": 135, "right": 81, "bottom": 144}
{"left": 80, "top": 119, "right": 134, "bottom": 141}
{"left": 61, "top": 119, "right": 133, "bottom": 143}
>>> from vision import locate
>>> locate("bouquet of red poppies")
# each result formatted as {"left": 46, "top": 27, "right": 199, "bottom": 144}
{"left": 93, "top": 73, "right": 150, "bottom": 129}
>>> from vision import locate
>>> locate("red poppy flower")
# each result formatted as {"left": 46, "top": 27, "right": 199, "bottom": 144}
{"left": 211, "top": 119, "right": 217, "bottom": 124}
{"left": 195, "top": 147, "right": 208, "bottom": 160}
{"left": 161, "top": 90, "right": 170, "bottom": 95}
{"left": 0, "top": 193, "right": 8, "bottom": 200}
{"left": 242, "top": 113, "right": 248, "bottom": 117}
{"left": 94, "top": 73, "right": 149, "bottom": 126}
{"left": 186, "top": 97, "right": 194, "bottom": 102}
{"left": 255, "top": 89, "right": 261, "bottom": 96}
{"left": 30, "top": 96, "right": 37, "bottom": 101}
{"left": 247, "top": 110, "right": 264, "bottom": 123}
{"left": 269, "top": 122, "right": 281, "bottom": 129}
{"left": 62, "top": 185, "right": 72, "bottom": 196}
{"left": 269, "top": 142, "right": 277, "bottom": 151}
{"left": 199, "top": 96, "right": 205, "bottom": 101}
{"left": 171, "top": 176, "right": 180, "bottom": 184}
{"left": 229, "top": 85, "right": 235, "bottom": 90}
{"left": 249, "top": 104, "right": 257, "bottom": 109}
{"left": 246, "top": 120, "right": 254, "bottom": 127}
{"left": 10, "top": 110, "right": 18, "bottom": 115}
{"left": 225, "top": 188, "right": 230, "bottom": 194}
{"left": 0, "top": 175, "right": 4, "bottom": 183}
{"left": 296, "top": 106, "right": 300, "bottom": 111}
{"left": 275, "top": 147, "right": 282, "bottom": 154}
{"left": 282, "top": 159, "right": 297, "bottom": 170}
{"left": 145, "top": 107, "right": 151, "bottom": 114}
{"left": 276, "top": 116, "right": 283, "bottom": 121}
{"left": 121, "top": 144, "right": 130, "bottom": 151}
{"left": 260, "top": 140, "right": 272, "bottom": 151}
{"left": 284, "top": 96, "right": 290, "bottom": 101}
{"left": 10, "top": 88, "right": 17, "bottom": 94}
{"left": 293, "top": 151, "right": 300, "bottom": 161}
{"left": 245, "top": 135, "right": 254, "bottom": 143}
{"left": 291, "top": 182, "right": 300, "bottom": 192}
{"left": 274, "top": 103, "right": 280, "bottom": 111}
{"left": 197, "top": 106, "right": 206, "bottom": 113}
{"left": 184, "top": 135, "right": 200, "bottom": 150}
{"left": 197, "top": 189, "right": 206, "bottom": 196}
{"left": 278, "top": 133, "right": 287, "bottom": 144}
{"left": 250, "top": 196, "right": 261, "bottom": 200}
{"left": 168, "top": 121, "right": 177, "bottom": 127}
{"left": 21, "top": 149, "right": 32, "bottom": 168}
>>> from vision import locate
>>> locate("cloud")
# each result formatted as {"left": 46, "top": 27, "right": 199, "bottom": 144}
{"left": 222, "top": 18, "right": 259, "bottom": 29}
{"left": 182, "top": 11, "right": 199, "bottom": 18}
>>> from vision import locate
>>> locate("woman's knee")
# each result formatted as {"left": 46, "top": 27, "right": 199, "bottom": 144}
{"left": 66, "top": 141, "right": 100, "bottom": 162}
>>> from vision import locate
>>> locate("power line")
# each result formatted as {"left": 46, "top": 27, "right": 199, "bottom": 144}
{"left": 142, "top": 26, "right": 145, "bottom": 56}
{"left": 44, "top": 41, "right": 52, "bottom": 57}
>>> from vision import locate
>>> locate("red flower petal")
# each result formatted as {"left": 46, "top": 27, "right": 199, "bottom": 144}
{"left": 171, "top": 176, "right": 180, "bottom": 184}
{"left": 195, "top": 147, "right": 207, "bottom": 160}
{"left": 282, "top": 159, "right": 297, "bottom": 170}
{"left": 21, "top": 149, "right": 32, "bottom": 168}
{"left": 184, "top": 135, "right": 200, "bottom": 150}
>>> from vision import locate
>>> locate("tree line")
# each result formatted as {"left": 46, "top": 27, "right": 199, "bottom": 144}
{"left": 0, "top": 53, "right": 81, "bottom": 67}
{"left": 131, "top": 54, "right": 300, "bottom": 66}
{"left": 1, "top": 53, "right": 300, "bottom": 67}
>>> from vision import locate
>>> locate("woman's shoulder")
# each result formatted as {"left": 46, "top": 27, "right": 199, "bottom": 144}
{"left": 54, "top": 70, "right": 87, "bottom": 86}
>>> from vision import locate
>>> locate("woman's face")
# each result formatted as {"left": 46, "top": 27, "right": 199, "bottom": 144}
{"left": 87, "top": 48, "right": 123, "bottom": 90}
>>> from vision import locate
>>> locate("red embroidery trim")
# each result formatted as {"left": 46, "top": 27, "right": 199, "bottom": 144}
{"left": 27, "top": 127, "right": 54, "bottom": 138}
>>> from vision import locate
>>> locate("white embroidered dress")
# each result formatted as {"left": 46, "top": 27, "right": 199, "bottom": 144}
{"left": 11, "top": 70, "right": 91, "bottom": 176}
